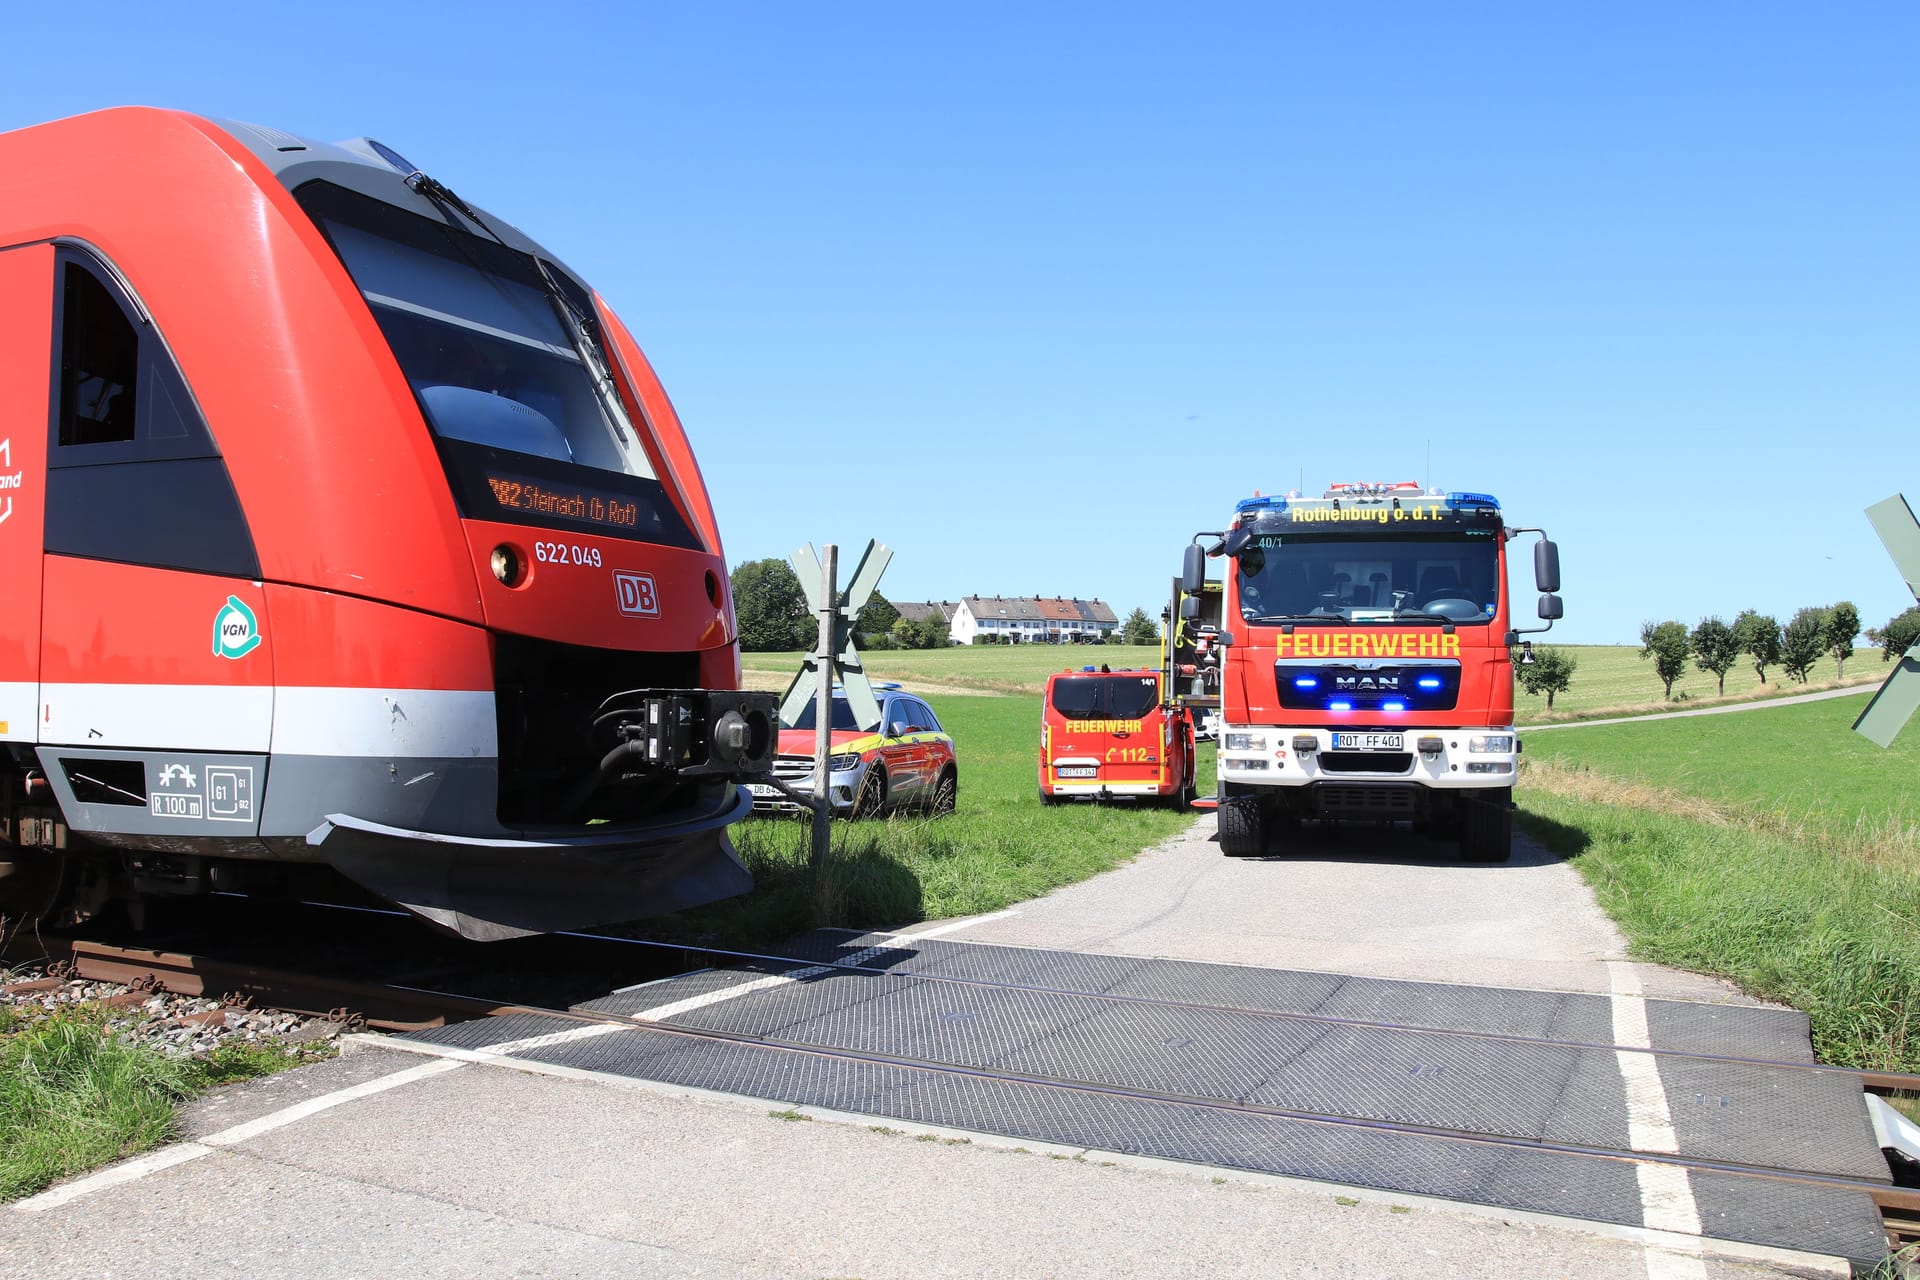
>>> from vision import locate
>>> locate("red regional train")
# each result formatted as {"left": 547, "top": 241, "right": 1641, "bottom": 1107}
{"left": 0, "top": 108, "right": 776, "bottom": 940}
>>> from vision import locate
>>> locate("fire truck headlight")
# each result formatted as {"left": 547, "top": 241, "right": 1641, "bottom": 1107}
{"left": 1468, "top": 735, "right": 1515, "bottom": 753}
{"left": 1224, "top": 734, "right": 1266, "bottom": 752}
{"left": 828, "top": 753, "right": 861, "bottom": 773}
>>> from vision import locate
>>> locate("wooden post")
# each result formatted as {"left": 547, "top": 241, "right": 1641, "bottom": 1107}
{"left": 810, "top": 543, "right": 838, "bottom": 868}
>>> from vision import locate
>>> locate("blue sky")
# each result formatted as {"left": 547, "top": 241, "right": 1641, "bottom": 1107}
{"left": 4, "top": 3, "right": 1915, "bottom": 645}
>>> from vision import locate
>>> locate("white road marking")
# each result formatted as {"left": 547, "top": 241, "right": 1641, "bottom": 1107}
{"left": 627, "top": 942, "right": 906, "bottom": 1022}
{"left": 885, "top": 910, "right": 1019, "bottom": 941}
{"left": 14, "top": 1058, "right": 464, "bottom": 1212}
{"left": 1608, "top": 961, "right": 1708, "bottom": 1279}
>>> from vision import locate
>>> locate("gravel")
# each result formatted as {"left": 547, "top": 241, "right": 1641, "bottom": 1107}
{"left": 1, "top": 964, "right": 346, "bottom": 1060}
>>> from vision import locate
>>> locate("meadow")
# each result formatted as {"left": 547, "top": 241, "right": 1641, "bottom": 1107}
{"left": 742, "top": 641, "right": 1890, "bottom": 719}
{"left": 675, "top": 691, "right": 1215, "bottom": 945}
{"left": 1522, "top": 694, "right": 1918, "bottom": 1072}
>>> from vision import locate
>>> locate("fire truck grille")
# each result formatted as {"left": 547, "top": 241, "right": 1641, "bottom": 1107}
{"left": 1318, "top": 752, "right": 1413, "bottom": 775}
{"left": 1316, "top": 786, "right": 1419, "bottom": 817}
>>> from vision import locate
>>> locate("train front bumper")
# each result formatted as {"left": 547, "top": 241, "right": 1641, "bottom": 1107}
{"left": 307, "top": 783, "right": 755, "bottom": 941}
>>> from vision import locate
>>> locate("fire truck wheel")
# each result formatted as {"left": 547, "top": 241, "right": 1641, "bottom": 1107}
{"left": 1217, "top": 796, "right": 1266, "bottom": 857}
{"left": 1459, "top": 788, "right": 1513, "bottom": 862}
{"left": 0, "top": 846, "right": 72, "bottom": 935}
{"left": 1038, "top": 790, "right": 1064, "bottom": 806}
{"left": 853, "top": 770, "right": 889, "bottom": 819}
{"left": 930, "top": 769, "right": 957, "bottom": 815}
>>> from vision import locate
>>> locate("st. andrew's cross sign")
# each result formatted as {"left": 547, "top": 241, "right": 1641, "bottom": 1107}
{"left": 1853, "top": 493, "right": 1920, "bottom": 748}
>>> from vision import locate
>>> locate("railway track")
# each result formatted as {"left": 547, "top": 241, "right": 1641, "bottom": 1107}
{"left": 9, "top": 921, "right": 1916, "bottom": 1255}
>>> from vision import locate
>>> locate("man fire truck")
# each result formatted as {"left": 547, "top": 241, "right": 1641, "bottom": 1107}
{"left": 1180, "top": 481, "right": 1562, "bottom": 861}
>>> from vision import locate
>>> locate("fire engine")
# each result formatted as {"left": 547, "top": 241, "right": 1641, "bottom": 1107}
{"left": 0, "top": 108, "right": 777, "bottom": 940}
{"left": 1180, "top": 482, "right": 1561, "bottom": 860}
{"left": 1038, "top": 667, "right": 1196, "bottom": 807}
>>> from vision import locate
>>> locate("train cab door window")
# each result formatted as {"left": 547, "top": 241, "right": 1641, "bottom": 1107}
{"left": 45, "top": 250, "right": 259, "bottom": 578}
{"left": 57, "top": 264, "right": 138, "bottom": 446}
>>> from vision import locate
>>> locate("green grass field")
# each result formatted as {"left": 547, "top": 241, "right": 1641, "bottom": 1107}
{"left": 1526, "top": 693, "right": 1917, "bottom": 837}
{"left": 1514, "top": 644, "right": 1886, "bottom": 721}
{"left": 671, "top": 692, "right": 1214, "bottom": 944}
{"left": 1521, "top": 695, "right": 1918, "bottom": 1072}
{"left": 744, "top": 641, "right": 1888, "bottom": 721}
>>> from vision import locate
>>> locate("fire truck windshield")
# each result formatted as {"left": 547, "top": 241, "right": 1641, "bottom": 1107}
{"left": 1234, "top": 534, "right": 1501, "bottom": 626}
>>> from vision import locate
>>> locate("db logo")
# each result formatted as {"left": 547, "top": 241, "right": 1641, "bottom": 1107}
{"left": 614, "top": 571, "right": 659, "bottom": 618}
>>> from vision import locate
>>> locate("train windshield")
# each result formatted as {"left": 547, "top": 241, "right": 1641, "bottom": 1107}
{"left": 297, "top": 182, "right": 698, "bottom": 548}
{"left": 1234, "top": 534, "right": 1501, "bottom": 626}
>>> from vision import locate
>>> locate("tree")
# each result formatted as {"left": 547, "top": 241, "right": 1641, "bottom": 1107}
{"left": 857, "top": 593, "right": 900, "bottom": 644}
{"left": 1824, "top": 600, "right": 1860, "bottom": 679}
{"left": 730, "top": 558, "right": 809, "bottom": 652}
{"left": 1780, "top": 607, "right": 1826, "bottom": 684}
{"left": 1120, "top": 607, "right": 1158, "bottom": 646}
{"left": 1639, "top": 619, "right": 1691, "bottom": 700}
{"left": 1688, "top": 616, "right": 1739, "bottom": 696}
{"left": 1732, "top": 610, "right": 1781, "bottom": 685}
{"left": 891, "top": 615, "right": 950, "bottom": 649}
{"left": 1868, "top": 606, "right": 1920, "bottom": 662}
{"left": 1516, "top": 645, "right": 1577, "bottom": 710}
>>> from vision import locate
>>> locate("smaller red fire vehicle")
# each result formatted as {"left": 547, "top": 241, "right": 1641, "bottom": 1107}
{"left": 1038, "top": 667, "right": 1196, "bottom": 807}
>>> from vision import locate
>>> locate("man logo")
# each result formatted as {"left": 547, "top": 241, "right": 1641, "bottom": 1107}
{"left": 614, "top": 571, "right": 659, "bottom": 618}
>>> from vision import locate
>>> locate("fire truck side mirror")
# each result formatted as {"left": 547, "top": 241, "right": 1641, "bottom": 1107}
{"left": 1538, "top": 593, "right": 1564, "bottom": 621}
{"left": 1181, "top": 544, "right": 1206, "bottom": 593}
{"left": 1214, "top": 631, "right": 1235, "bottom": 648}
{"left": 1534, "top": 539, "right": 1561, "bottom": 593}
{"left": 1180, "top": 596, "right": 1200, "bottom": 620}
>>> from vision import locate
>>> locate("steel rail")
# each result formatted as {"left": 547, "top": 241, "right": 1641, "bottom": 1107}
{"left": 8, "top": 936, "right": 518, "bottom": 1032}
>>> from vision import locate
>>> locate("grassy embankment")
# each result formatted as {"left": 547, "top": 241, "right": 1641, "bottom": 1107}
{"left": 0, "top": 1001, "right": 326, "bottom": 1201}
{"left": 1521, "top": 693, "right": 1918, "bottom": 1073}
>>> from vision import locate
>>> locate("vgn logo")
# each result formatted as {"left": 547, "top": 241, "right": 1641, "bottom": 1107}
{"left": 614, "top": 571, "right": 660, "bottom": 618}
{"left": 213, "top": 595, "right": 262, "bottom": 660}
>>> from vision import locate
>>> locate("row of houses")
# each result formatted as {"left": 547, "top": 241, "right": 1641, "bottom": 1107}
{"left": 893, "top": 596, "right": 1122, "bottom": 645}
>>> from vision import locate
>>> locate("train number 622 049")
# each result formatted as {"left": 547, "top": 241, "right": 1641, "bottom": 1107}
{"left": 534, "top": 541, "right": 603, "bottom": 567}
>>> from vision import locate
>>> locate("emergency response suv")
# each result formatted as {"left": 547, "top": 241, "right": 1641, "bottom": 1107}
{"left": 1038, "top": 667, "right": 1196, "bottom": 807}
{"left": 754, "top": 684, "right": 958, "bottom": 818}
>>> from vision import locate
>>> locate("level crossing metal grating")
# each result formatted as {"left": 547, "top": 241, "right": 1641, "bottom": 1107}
{"left": 398, "top": 932, "right": 1891, "bottom": 1264}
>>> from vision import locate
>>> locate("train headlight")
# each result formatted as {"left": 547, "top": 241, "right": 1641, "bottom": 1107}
{"left": 491, "top": 545, "right": 523, "bottom": 586}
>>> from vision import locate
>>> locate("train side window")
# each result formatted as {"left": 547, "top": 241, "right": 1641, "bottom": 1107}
{"left": 44, "top": 247, "right": 259, "bottom": 579}
{"left": 57, "top": 262, "right": 138, "bottom": 446}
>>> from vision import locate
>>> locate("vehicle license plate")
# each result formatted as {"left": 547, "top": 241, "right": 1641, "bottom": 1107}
{"left": 747, "top": 783, "right": 780, "bottom": 797}
{"left": 1056, "top": 766, "right": 1097, "bottom": 778}
{"left": 1332, "top": 732, "right": 1403, "bottom": 751}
